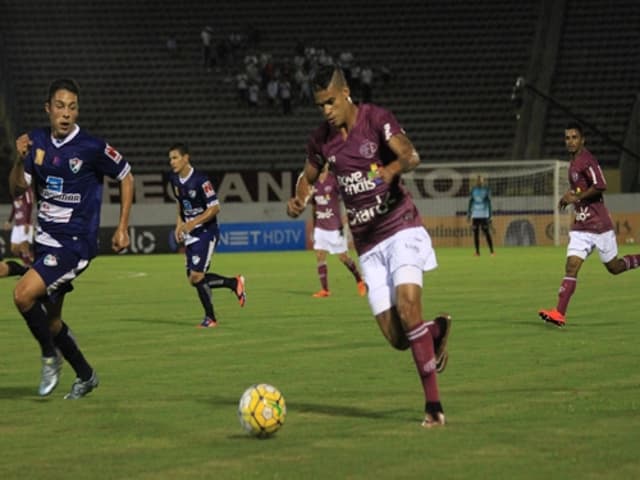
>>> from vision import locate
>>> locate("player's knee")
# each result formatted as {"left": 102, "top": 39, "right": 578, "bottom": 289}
{"left": 605, "top": 259, "right": 624, "bottom": 275}
{"left": 13, "top": 284, "right": 34, "bottom": 312}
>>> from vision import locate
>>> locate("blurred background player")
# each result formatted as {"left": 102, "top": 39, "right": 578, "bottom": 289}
{"left": 287, "top": 65, "right": 452, "bottom": 428}
{"left": 13, "top": 78, "right": 134, "bottom": 399}
{"left": 4, "top": 158, "right": 35, "bottom": 266}
{"left": 309, "top": 163, "right": 366, "bottom": 298}
{"left": 467, "top": 175, "right": 494, "bottom": 256}
{"left": 539, "top": 123, "right": 640, "bottom": 327}
{"left": 168, "top": 143, "right": 246, "bottom": 328}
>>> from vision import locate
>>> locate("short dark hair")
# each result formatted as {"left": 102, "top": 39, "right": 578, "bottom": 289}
{"left": 565, "top": 121, "right": 584, "bottom": 136}
{"left": 168, "top": 142, "right": 189, "bottom": 155}
{"left": 312, "top": 65, "right": 346, "bottom": 92}
{"left": 47, "top": 78, "right": 80, "bottom": 102}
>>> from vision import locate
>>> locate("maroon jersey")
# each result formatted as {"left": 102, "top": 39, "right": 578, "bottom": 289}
{"left": 9, "top": 186, "right": 34, "bottom": 227}
{"left": 306, "top": 104, "right": 422, "bottom": 254}
{"left": 568, "top": 148, "right": 614, "bottom": 233}
{"left": 312, "top": 172, "right": 342, "bottom": 231}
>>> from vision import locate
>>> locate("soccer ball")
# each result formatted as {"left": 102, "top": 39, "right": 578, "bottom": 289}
{"left": 238, "top": 384, "right": 287, "bottom": 437}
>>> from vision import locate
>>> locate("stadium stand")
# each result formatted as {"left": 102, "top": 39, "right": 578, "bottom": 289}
{"left": 542, "top": 0, "right": 640, "bottom": 166}
{"left": 0, "top": 0, "right": 636, "bottom": 175}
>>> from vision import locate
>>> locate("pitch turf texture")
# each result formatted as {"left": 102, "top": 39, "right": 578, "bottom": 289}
{"left": 1, "top": 247, "right": 639, "bottom": 480}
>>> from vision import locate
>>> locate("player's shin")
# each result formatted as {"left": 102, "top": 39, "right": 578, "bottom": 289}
{"left": 406, "top": 322, "right": 441, "bottom": 407}
{"left": 53, "top": 322, "right": 93, "bottom": 381}
{"left": 20, "top": 302, "right": 57, "bottom": 358}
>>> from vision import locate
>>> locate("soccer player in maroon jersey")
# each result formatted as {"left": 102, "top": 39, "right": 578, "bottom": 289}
{"left": 287, "top": 66, "right": 452, "bottom": 428}
{"left": 539, "top": 123, "right": 640, "bottom": 327}
{"left": 308, "top": 163, "right": 366, "bottom": 298}
{"left": 5, "top": 160, "right": 34, "bottom": 265}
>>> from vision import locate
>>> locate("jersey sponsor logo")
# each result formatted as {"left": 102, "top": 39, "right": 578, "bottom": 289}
{"left": 35, "top": 148, "right": 45, "bottom": 165}
{"left": 69, "top": 157, "right": 83, "bottom": 173}
{"left": 359, "top": 140, "right": 378, "bottom": 159}
{"left": 203, "top": 181, "right": 215, "bottom": 198}
{"left": 337, "top": 170, "right": 377, "bottom": 195}
{"left": 44, "top": 176, "right": 64, "bottom": 194}
{"left": 39, "top": 201, "right": 74, "bottom": 223}
{"left": 346, "top": 192, "right": 397, "bottom": 226}
{"left": 316, "top": 208, "right": 335, "bottom": 220}
{"left": 104, "top": 144, "right": 122, "bottom": 163}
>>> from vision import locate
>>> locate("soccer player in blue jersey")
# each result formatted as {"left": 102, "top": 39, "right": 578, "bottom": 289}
{"left": 168, "top": 143, "right": 246, "bottom": 328}
{"left": 467, "top": 175, "right": 494, "bottom": 256}
{"left": 13, "top": 78, "right": 134, "bottom": 399}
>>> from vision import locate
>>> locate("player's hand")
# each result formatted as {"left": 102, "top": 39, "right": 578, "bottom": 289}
{"left": 3, "top": 221, "right": 11, "bottom": 231}
{"left": 559, "top": 189, "right": 578, "bottom": 210}
{"left": 111, "top": 226, "right": 130, "bottom": 253}
{"left": 16, "top": 134, "right": 32, "bottom": 159}
{"left": 377, "top": 164, "right": 400, "bottom": 184}
{"left": 286, "top": 197, "right": 306, "bottom": 218}
{"left": 174, "top": 227, "right": 185, "bottom": 244}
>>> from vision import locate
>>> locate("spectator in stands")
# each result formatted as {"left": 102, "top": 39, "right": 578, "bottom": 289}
{"left": 235, "top": 70, "right": 249, "bottom": 105}
{"left": 279, "top": 77, "right": 292, "bottom": 114}
{"left": 200, "top": 25, "right": 214, "bottom": 71}
{"left": 247, "top": 82, "right": 260, "bottom": 108}
{"left": 539, "top": 123, "right": 640, "bottom": 327}
{"left": 287, "top": 65, "right": 452, "bottom": 428}
{"left": 360, "top": 65, "right": 374, "bottom": 103}
{"left": 467, "top": 175, "right": 495, "bottom": 256}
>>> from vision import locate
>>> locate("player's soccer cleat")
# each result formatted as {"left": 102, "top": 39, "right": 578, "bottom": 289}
{"left": 198, "top": 316, "right": 218, "bottom": 328}
{"left": 235, "top": 275, "right": 246, "bottom": 307}
{"left": 357, "top": 280, "right": 367, "bottom": 297}
{"left": 433, "top": 313, "right": 452, "bottom": 374}
{"left": 38, "top": 354, "right": 63, "bottom": 396}
{"left": 538, "top": 308, "right": 566, "bottom": 327}
{"left": 421, "top": 411, "right": 446, "bottom": 428}
{"left": 312, "top": 289, "right": 330, "bottom": 298}
{"left": 64, "top": 371, "right": 99, "bottom": 400}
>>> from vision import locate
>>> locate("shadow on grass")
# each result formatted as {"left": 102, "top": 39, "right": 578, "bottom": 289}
{"left": 0, "top": 386, "right": 41, "bottom": 399}
{"left": 117, "top": 317, "right": 192, "bottom": 327}
{"left": 207, "top": 395, "right": 407, "bottom": 420}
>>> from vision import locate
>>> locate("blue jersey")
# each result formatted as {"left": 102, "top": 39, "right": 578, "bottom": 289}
{"left": 169, "top": 167, "right": 220, "bottom": 242}
{"left": 23, "top": 125, "right": 131, "bottom": 257}
{"left": 468, "top": 186, "right": 492, "bottom": 219}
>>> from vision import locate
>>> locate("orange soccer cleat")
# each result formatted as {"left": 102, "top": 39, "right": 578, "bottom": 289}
{"left": 538, "top": 308, "right": 566, "bottom": 327}
{"left": 357, "top": 280, "right": 367, "bottom": 297}
{"left": 312, "top": 289, "right": 331, "bottom": 298}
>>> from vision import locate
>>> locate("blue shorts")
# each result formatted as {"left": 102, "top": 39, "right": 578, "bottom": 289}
{"left": 32, "top": 241, "right": 91, "bottom": 302}
{"left": 185, "top": 230, "right": 219, "bottom": 273}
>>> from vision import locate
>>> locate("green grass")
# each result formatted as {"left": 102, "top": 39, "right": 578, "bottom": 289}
{"left": 1, "top": 246, "right": 639, "bottom": 480}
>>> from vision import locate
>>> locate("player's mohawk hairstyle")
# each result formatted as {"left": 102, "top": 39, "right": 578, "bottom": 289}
{"left": 312, "top": 65, "right": 346, "bottom": 92}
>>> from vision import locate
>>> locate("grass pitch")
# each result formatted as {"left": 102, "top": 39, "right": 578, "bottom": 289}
{"left": 1, "top": 246, "right": 639, "bottom": 480}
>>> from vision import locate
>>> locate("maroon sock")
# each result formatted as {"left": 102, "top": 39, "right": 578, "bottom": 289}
{"left": 317, "top": 263, "right": 328, "bottom": 290}
{"left": 343, "top": 258, "right": 362, "bottom": 282}
{"left": 406, "top": 322, "right": 439, "bottom": 403}
{"left": 425, "top": 319, "right": 441, "bottom": 339}
{"left": 623, "top": 254, "right": 640, "bottom": 270}
{"left": 556, "top": 277, "right": 576, "bottom": 315}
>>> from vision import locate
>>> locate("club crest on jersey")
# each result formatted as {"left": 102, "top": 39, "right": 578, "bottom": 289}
{"left": 69, "top": 157, "right": 83, "bottom": 173}
{"left": 192, "top": 255, "right": 201, "bottom": 265}
{"left": 571, "top": 172, "right": 579, "bottom": 182}
{"left": 203, "top": 181, "right": 215, "bottom": 198}
{"left": 188, "top": 189, "right": 197, "bottom": 198}
{"left": 104, "top": 144, "right": 122, "bottom": 163}
{"left": 44, "top": 254, "right": 58, "bottom": 267}
{"left": 359, "top": 140, "right": 378, "bottom": 159}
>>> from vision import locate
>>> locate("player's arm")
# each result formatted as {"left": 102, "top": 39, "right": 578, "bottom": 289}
{"left": 15, "top": 133, "right": 32, "bottom": 159}
{"left": 111, "top": 171, "right": 134, "bottom": 252}
{"left": 377, "top": 133, "right": 420, "bottom": 184}
{"left": 287, "top": 160, "right": 319, "bottom": 218}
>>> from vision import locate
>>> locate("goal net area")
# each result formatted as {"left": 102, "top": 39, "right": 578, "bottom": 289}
{"left": 403, "top": 160, "right": 570, "bottom": 247}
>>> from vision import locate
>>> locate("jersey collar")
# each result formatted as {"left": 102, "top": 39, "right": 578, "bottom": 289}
{"left": 179, "top": 166, "right": 194, "bottom": 184}
{"left": 50, "top": 124, "right": 80, "bottom": 148}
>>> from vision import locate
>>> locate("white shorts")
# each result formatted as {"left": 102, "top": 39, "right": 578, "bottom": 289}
{"left": 11, "top": 225, "right": 34, "bottom": 244}
{"left": 359, "top": 226, "right": 438, "bottom": 316}
{"left": 313, "top": 227, "right": 348, "bottom": 254}
{"left": 567, "top": 230, "right": 618, "bottom": 263}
